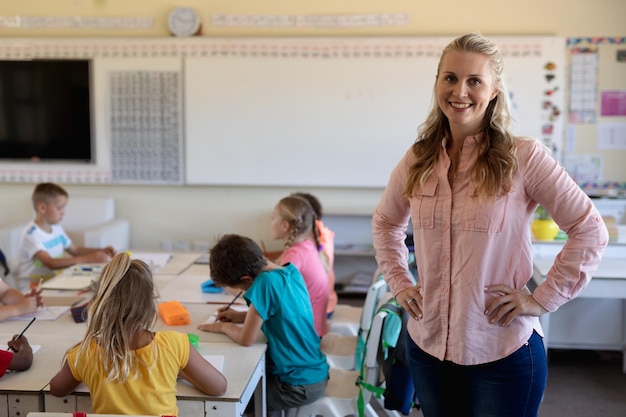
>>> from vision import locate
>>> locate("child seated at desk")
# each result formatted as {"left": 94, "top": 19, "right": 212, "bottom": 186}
{"left": 17, "top": 183, "right": 115, "bottom": 291}
{"left": 0, "top": 277, "right": 42, "bottom": 321}
{"left": 49, "top": 252, "right": 227, "bottom": 416}
{"left": 291, "top": 192, "right": 338, "bottom": 318}
{"left": 0, "top": 335, "right": 33, "bottom": 375}
{"left": 270, "top": 195, "right": 330, "bottom": 337}
{"left": 197, "top": 234, "right": 329, "bottom": 414}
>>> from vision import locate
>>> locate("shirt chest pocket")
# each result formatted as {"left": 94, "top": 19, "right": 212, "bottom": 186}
{"left": 461, "top": 185, "right": 509, "bottom": 233}
{"left": 409, "top": 176, "right": 438, "bottom": 229}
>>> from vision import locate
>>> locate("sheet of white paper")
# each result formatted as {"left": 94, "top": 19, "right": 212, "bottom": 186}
{"left": 0, "top": 344, "right": 42, "bottom": 354}
{"left": 203, "top": 305, "right": 248, "bottom": 324}
{"left": 41, "top": 274, "right": 94, "bottom": 290}
{"left": 6, "top": 306, "right": 70, "bottom": 321}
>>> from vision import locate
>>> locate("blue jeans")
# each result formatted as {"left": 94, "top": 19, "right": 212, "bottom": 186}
{"left": 406, "top": 330, "right": 547, "bottom": 417}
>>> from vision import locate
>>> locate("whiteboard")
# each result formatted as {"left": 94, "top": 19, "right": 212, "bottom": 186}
{"left": 184, "top": 37, "right": 565, "bottom": 187}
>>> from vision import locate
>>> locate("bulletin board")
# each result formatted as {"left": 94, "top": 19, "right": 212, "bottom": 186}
{"left": 564, "top": 37, "right": 626, "bottom": 186}
{"left": 184, "top": 36, "right": 566, "bottom": 187}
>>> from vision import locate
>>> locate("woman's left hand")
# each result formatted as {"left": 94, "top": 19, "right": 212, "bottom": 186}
{"left": 484, "top": 285, "right": 548, "bottom": 326}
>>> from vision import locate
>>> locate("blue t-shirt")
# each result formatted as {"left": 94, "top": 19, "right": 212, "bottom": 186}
{"left": 244, "top": 263, "right": 329, "bottom": 386}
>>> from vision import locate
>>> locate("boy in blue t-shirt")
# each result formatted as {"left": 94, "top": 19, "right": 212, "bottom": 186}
{"left": 197, "top": 234, "right": 329, "bottom": 413}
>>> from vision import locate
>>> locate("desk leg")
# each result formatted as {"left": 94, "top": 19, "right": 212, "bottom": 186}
{"left": 254, "top": 361, "right": 266, "bottom": 417}
{"left": 205, "top": 353, "right": 266, "bottom": 417}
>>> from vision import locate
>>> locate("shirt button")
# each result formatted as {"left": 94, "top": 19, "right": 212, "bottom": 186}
{"left": 443, "top": 287, "right": 449, "bottom": 294}
{"left": 443, "top": 255, "right": 449, "bottom": 262}
{"left": 443, "top": 223, "right": 449, "bottom": 230}
{"left": 459, "top": 164, "right": 465, "bottom": 170}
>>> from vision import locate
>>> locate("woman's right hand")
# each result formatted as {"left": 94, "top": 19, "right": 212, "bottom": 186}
{"left": 397, "top": 285, "right": 423, "bottom": 320}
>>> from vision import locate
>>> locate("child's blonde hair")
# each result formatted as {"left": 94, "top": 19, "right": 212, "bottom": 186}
{"left": 276, "top": 196, "right": 322, "bottom": 251}
{"left": 73, "top": 252, "right": 157, "bottom": 383}
{"left": 32, "top": 182, "right": 68, "bottom": 209}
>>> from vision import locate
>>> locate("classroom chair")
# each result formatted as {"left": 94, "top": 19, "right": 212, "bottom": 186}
{"left": 287, "top": 306, "right": 404, "bottom": 417}
{"left": 327, "top": 303, "right": 363, "bottom": 336}
{"left": 320, "top": 278, "right": 389, "bottom": 370}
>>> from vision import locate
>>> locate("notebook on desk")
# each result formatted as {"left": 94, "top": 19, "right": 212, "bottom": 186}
{"left": 40, "top": 273, "right": 94, "bottom": 290}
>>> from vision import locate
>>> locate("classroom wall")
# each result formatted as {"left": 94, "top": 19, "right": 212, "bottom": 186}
{"left": 0, "top": 0, "right": 624, "bottom": 251}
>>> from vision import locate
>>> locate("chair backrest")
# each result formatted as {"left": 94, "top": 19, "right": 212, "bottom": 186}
{"left": 62, "top": 196, "right": 115, "bottom": 230}
{"left": 360, "top": 302, "right": 418, "bottom": 416}
{"left": 359, "top": 278, "right": 388, "bottom": 333}
{"left": 355, "top": 308, "right": 408, "bottom": 417}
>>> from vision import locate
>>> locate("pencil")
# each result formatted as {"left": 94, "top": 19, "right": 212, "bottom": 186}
{"left": 7, "top": 317, "right": 36, "bottom": 352}
{"left": 224, "top": 291, "right": 243, "bottom": 310}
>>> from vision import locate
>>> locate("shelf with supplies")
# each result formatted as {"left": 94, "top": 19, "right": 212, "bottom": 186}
{"left": 324, "top": 213, "right": 378, "bottom": 294}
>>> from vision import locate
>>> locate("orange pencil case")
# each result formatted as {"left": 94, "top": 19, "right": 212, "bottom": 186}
{"left": 158, "top": 300, "right": 190, "bottom": 325}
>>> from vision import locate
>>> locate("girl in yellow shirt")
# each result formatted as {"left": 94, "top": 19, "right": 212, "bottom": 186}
{"left": 49, "top": 252, "right": 227, "bottom": 415}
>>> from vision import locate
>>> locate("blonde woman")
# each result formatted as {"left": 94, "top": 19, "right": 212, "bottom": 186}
{"left": 372, "top": 33, "right": 608, "bottom": 417}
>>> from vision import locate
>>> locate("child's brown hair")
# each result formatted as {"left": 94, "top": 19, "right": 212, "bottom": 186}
{"left": 32, "top": 183, "right": 68, "bottom": 209}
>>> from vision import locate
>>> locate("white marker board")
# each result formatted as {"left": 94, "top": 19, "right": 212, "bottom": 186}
{"left": 184, "top": 36, "right": 565, "bottom": 187}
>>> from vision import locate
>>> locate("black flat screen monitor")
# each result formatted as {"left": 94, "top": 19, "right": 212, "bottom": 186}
{"left": 0, "top": 59, "right": 92, "bottom": 162}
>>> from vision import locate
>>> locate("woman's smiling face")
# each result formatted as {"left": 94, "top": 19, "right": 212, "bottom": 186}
{"left": 436, "top": 51, "right": 498, "bottom": 136}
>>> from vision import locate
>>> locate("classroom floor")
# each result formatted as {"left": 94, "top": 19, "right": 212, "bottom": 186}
{"left": 337, "top": 296, "right": 626, "bottom": 417}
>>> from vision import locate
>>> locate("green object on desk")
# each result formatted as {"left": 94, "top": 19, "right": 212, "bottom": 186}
{"left": 188, "top": 333, "right": 199, "bottom": 348}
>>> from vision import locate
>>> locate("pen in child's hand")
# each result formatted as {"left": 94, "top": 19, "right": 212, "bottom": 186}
{"left": 7, "top": 317, "right": 36, "bottom": 352}
{"left": 215, "top": 291, "right": 243, "bottom": 322}
{"left": 224, "top": 291, "right": 243, "bottom": 311}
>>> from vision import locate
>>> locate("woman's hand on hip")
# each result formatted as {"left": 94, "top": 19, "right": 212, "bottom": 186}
{"left": 397, "top": 285, "right": 423, "bottom": 320}
{"left": 484, "top": 285, "right": 548, "bottom": 326}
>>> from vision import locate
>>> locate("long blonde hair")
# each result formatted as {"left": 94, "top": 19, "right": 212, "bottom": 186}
{"left": 73, "top": 252, "right": 157, "bottom": 383}
{"left": 404, "top": 33, "right": 518, "bottom": 199}
{"left": 276, "top": 196, "right": 322, "bottom": 251}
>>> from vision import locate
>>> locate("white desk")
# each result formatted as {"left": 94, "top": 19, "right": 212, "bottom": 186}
{"left": 41, "top": 343, "right": 267, "bottom": 417}
{"left": 532, "top": 243, "right": 626, "bottom": 373}
{"left": 158, "top": 274, "right": 242, "bottom": 304}
{"left": 0, "top": 333, "right": 83, "bottom": 417}
{"left": 0, "top": 250, "right": 268, "bottom": 416}
{"left": 181, "top": 262, "right": 211, "bottom": 277}
{"left": 154, "top": 252, "right": 203, "bottom": 276}
{"left": 0, "top": 325, "right": 266, "bottom": 417}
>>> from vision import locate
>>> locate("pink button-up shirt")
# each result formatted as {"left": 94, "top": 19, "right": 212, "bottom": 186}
{"left": 372, "top": 136, "right": 608, "bottom": 365}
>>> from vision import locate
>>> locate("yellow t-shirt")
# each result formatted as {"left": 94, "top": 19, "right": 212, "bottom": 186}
{"left": 67, "top": 330, "right": 190, "bottom": 416}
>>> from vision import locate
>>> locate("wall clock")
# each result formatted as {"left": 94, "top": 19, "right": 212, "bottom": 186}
{"left": 167, "top": 7, "right": 201, "bottom": 37}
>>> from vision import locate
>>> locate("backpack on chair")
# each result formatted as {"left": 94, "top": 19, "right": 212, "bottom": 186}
{"left": 356, "top": 298, "right": 419, "bottom": 416}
